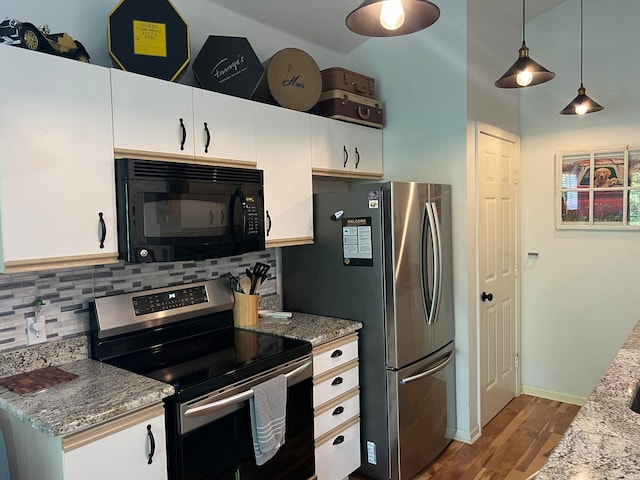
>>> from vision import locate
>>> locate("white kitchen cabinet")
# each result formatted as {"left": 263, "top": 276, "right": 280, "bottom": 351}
{"left": 311, "top": 115, "right": 383, "bottom": 178}
{"left": 192, "top": 88, "right": 256, "bottom": 165}
{"left": 0, "top": 403, "right": 167, "bottom": 480}
{"left": 255, "top": 103, "right": 313, "bottom": 247}
{"left": 111, "top": 68, "right": 195, "bottom": 160}
{"left": 111, "top": 68, "right": 256, "bottom": 166}
{"left": 312, "top": 333, "right": 361, "bottom": 480}
{"left": 0, "top": 46, "right": 118, "bottom": 273}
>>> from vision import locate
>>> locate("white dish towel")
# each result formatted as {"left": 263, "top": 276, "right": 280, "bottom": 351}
{"left": 249, "top": 374, "right": 287, "bottom": 466}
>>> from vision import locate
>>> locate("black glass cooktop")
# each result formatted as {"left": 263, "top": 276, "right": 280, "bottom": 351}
{"left": 104, "top": 326, "right": 311, "bottom": 401}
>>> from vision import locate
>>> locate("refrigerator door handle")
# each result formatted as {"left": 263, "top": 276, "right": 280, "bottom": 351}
{"left": 421, "top": 202, "right": 441, "bottom": 325}
{"left": 399, "top": 350, "right": 455, "bottom": 385}
{"left": 431, "top": 203, "right": 444, "bottom": 324}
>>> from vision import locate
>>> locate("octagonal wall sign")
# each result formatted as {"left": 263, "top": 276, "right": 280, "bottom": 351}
{"left": 193, "top": 36, "right": 264, "bottom": 99}
{"left": 108, "top": 0, "right": 190, "bottom": 82}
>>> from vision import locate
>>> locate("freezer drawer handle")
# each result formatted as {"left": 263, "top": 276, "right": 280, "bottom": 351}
{"left": 330, "top": 349, "right": 343, "bottom": 358}
{"left": 332, "top": 406, "right": 344, "bottom": 416}
{"left": 332, "top": 435, "right": 345, "bottom": 446}
{"left": 399, "top": 350, "right": 454, "bottom": 385}
{"left": 331, "top": 376, "right": 344, "bottom": 386}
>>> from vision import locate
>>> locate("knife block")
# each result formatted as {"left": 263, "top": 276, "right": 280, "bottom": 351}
{"left": 233, "top": 291, "right": 259, "bottom": 327}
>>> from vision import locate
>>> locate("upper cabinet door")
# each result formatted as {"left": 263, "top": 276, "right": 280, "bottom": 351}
{"left": 311, "top": 115, "right": 351, "bottom": 174}
{"left": 349, "top": 124, "right": 383, "bottom": 177}
{"left": 111, "top": 68, "right": 195, "bottom": 159}
{"left": 192, "top": 89, "right": 257, "bottom": 166}
{"left": 0, "top": 47, "right": 117, "bottom": 272}
{"left": 255, "top": 103, "right": 313, "bottom": 247}
{"left": 311, "top": 116, "right": 383, "bottom": 178}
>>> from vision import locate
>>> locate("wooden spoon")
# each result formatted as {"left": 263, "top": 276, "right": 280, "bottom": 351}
{"left": 239, "top": 277, "right": 252, "bottom": 294}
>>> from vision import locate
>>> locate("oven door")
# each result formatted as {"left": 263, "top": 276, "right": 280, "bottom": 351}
{"left": 168, "top": 356, "right": 315, "bottom": 480}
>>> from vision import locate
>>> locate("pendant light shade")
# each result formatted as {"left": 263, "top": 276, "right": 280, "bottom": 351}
{"left": 346, "top": 0, "right": 440, "bottom": 37}
{"left": 495, "top": 0, "right": 555, "bottom": 88}
{"left": 560, "top": 0, "right": 603, "bottom": 115}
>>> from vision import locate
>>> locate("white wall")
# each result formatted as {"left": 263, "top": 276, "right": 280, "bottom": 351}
{"left": 347, "top": 0, "right": 476, "bottom": 441}
{"left": 520, "top": 0, "right": 640, "bottom": 401}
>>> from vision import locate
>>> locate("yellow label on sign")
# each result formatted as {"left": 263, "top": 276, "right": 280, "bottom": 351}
{"left": 133, "top": 20, "right": 167, "bottom": 57}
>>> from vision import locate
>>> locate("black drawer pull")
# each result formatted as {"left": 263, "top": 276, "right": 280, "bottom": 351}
{"left": 204, "top": 122, "right": 210, "bottom": 153}
{"left": 179, "top": 118, "right": 186, "bottom": 150}
{"left": 147, "top": 424, "right": 156, "bottom": 465}
{"left": 333, "top": 435, "right": 345, "bottom": 446}
{"left": 332, "top": 406, "right": 344, "bottom": 416}
{"left": 98, "top": 212, "right": 106, "bottom": 249}
{"left": 331, "top": 377, "right": 343, "bottom": 386}
{"left": 330, "top": 349, "right": 343, "bottom": 358}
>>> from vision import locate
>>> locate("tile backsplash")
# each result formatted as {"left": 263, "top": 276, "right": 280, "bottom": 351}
{"left": 0, "top": 250, "right": 276, "bottom": 353}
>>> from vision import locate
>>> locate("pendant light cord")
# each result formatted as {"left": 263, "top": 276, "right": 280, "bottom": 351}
{"left": 522, "top": 0, "right": 526, "bottom": 43}
{"left": 580, "top": 0, "right": 584, "bottom": 84}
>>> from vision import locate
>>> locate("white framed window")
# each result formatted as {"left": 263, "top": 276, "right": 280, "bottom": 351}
{"left": 556, "top": 146, "right": 640, "bottom": 229}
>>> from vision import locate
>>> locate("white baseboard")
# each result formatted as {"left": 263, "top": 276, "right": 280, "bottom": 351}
{"left": 451, "top": 423, "right": 481, "bottom": 444}
{"left": 521, "top": 385, "right": 586, "bottom": 406}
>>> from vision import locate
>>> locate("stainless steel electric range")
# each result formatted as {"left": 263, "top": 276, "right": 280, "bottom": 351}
{"left": 89, "top": 278, "right": 314, "bottom": 480}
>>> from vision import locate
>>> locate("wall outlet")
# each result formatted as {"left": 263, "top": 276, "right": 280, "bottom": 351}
{"left": 26, "top": 317, "right": 47, "bottom": 345}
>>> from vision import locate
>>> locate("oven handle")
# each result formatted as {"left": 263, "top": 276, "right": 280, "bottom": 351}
{"left": 184, "top": 360, "right": 312, "bottom": 418}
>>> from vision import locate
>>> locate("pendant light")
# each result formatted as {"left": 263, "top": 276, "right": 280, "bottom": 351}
{"left": 495, "top": 0, "right": 555, "bottom": 88}
{"left": 346, "top": 0, "right": 440, "bottom": 37}
{"left": 560, "top": 0, "right": 604, "bottom": 115}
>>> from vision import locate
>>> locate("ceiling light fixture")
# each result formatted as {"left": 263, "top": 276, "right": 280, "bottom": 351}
{"left": 495, "top": 0, "right": 555, "bottom": 88}
{"left": 346, "top": 0, "right": 440, "bottom": 37}
{"left": 560, "top": 0, "right": 604, "bottom": 115}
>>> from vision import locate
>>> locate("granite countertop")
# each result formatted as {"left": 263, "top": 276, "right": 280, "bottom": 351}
{"left": 239, "top": 310, "right": 363, "bottom": 346}
{"left": 0, "top": 337, "right": 174, "bottom": 437}
{"left": 536, "top": 319, "right": 640, "bottom": 479}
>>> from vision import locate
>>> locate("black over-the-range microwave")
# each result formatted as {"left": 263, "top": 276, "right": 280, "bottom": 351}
{"left": 115, "top": 158, "right": 265, "bottom": 263}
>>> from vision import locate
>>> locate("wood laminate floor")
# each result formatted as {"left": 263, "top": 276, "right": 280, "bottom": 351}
{"left": 351, "top": 394, "right": 581, "bottom": 480}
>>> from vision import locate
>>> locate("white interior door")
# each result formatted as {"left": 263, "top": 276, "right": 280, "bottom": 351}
{"left": 477, "top": 123, "right": 520, "bottom": 427}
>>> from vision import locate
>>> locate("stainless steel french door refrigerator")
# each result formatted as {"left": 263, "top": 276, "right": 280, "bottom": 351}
{"left": 282, "top": 181, "right": 456, "bottom": 480}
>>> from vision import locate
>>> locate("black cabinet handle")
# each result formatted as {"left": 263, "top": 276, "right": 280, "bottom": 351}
{"left": 147, "top": 424, "right": 156, "bottom": 465}
{"left": 204, "top": 122, "right": 210, "bottom": 153}
{"left": 179, "top": 118, "right": 186, "bottom": 151}
{"left": 355, "top": 147, "right": 360, "bottom": 169}
{"left": 98, "top": 212, "right": 106, "bottom": 249}
{"left": 331, "top": 376, "right": 343, "bottom": 386}
{"left": 330, "top": 349, "right": 343, "bottom": 358}
{"left": 332, "top": 435, "right": 345, "bottom": 446}
{"left": 266, "top": 210, "right": 272, "bottom": 237}
{"left": 343, "top": 146, "right": 349, "bottom": 168}
{"left": 332, "top": 406, "right": 344, "bottom": 416}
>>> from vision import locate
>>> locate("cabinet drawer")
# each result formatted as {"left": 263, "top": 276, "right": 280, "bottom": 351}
{"left": 313, "top": 335, "right": 358, "bottom": 377}
{"left": 315, "top": 418, "right": 361, "bottom": 480}
{"left": 313, "top": 360, "right": 359, "bottom": 408}
{"left": 314, "top": 388, "right": 360, "bottom": 439}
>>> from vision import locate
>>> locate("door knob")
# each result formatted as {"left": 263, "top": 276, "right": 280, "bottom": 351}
{"left": 481, "top": 291, "right": 493, "bottom": 302}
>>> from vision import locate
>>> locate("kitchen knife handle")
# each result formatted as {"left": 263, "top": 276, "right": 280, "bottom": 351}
{"left": 179, "top": 118, "right": 186, "bottom": 151}
{"left": 331, "top": 376, "right": 343, "bottom": 386}
{"left": 146, "top": 424, "right": 156, "bottom": 464}
{"left": 343, "top": 146, "right": 349, "bottom": 168}
{"left": 330, "top": 349, "right": 343, "bottom": 358}
{"left": 98, "top": 212, "right": 106, "bottom": 249}
{"left": 204, "top": 122, "right": 210, "bottom": 153}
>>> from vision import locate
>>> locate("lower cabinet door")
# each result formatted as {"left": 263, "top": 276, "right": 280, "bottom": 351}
{"left": 315, "top": 419, "right": 361, "bottom": 480}
{"left": 63, "top": 410, "right": 167, "bottom": 480}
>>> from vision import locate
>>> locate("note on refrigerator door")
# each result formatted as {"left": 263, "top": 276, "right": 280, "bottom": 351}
{"left": 342, "top": 217, "right": 373, "bottom": 266}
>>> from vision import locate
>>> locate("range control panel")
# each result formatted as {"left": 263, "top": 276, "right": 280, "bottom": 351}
{"left": 132, "top": 285, "right": 208, "bottom": 315}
